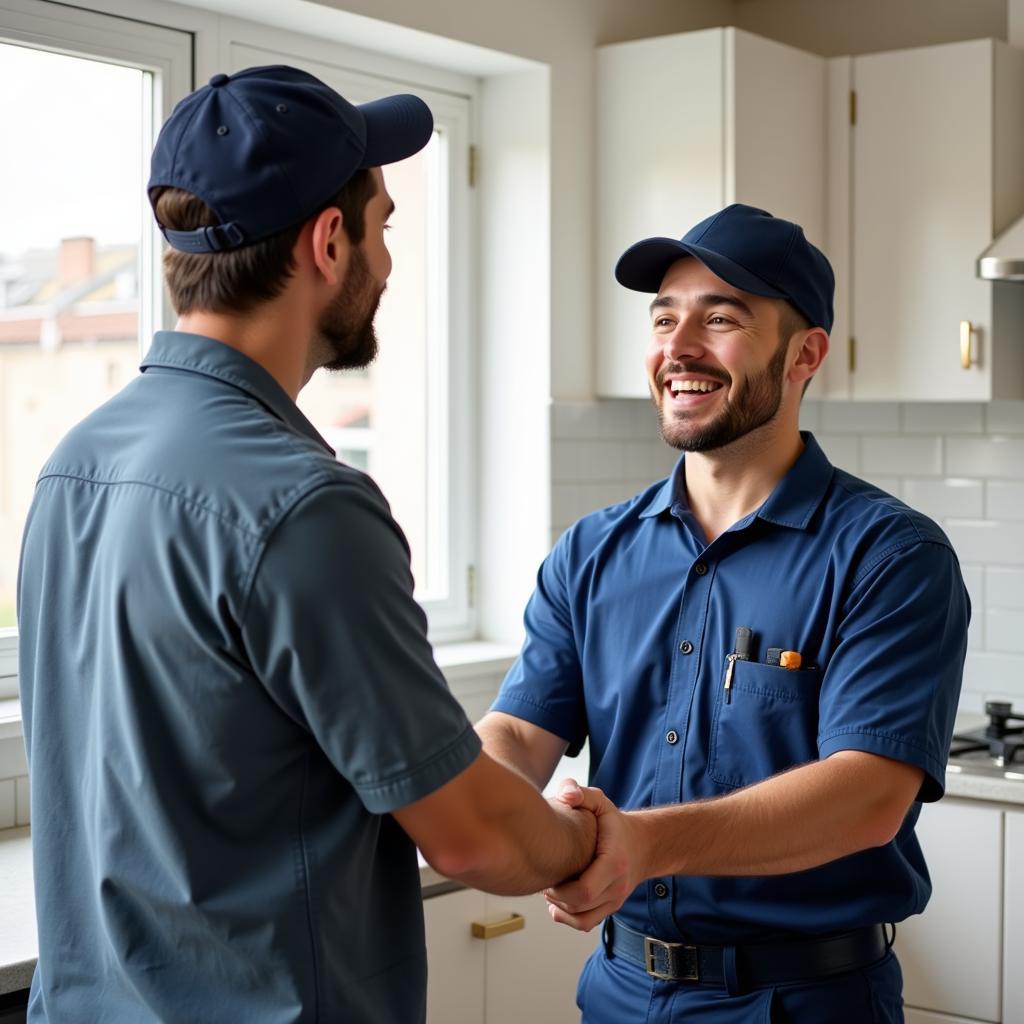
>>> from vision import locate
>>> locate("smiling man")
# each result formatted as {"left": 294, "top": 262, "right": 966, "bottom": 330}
{"left": 476, "top": 205, "right": 970, "bottom": 1022}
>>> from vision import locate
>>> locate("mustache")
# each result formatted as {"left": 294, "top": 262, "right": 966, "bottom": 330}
{"left": 655, "top": 362, "right": 731, "bottom": 389}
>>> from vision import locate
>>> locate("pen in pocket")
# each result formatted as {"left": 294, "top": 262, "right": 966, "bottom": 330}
{"left": 724, "top": 626, "right": 752, "bottom": 704}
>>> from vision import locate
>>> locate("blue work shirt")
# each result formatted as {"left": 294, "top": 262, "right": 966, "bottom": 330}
{"left": 18, "top": 330, "right": 480, "bottom": 1023}
{"left": 492, "top": 433, "right": 968, "bottom": 944}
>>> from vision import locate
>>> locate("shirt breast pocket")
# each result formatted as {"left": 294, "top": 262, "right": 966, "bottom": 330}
{"left": 708, "top": 659, "right": 822, "bottom": 790}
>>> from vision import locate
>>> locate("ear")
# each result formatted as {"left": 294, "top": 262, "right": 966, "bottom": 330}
{"left": 308, "top": 206, "right": 348, "bottom": 287}
{"left": 788, "top": 327, "right": 829, "bottom": 387}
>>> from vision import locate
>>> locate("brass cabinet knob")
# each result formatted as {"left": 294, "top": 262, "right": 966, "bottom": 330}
{"left": 470, "top": 913, "right": 526, "bottom": 940}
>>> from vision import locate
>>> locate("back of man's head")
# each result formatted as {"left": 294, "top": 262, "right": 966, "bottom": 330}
{"left": 146, "top": 65, "right": 433, "bottom": 316}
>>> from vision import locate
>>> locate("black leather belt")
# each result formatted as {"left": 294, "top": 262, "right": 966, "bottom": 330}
{"left": 605, "top": 916, "right": 889, "bottom": 988}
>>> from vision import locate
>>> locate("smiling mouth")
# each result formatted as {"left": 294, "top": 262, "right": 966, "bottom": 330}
{"left": 669, "top": 380, "right": 723, "bottom": 395}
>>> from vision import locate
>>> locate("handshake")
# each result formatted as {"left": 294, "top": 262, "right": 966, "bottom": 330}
{"left": 542, "top": 779, "right": 643, "bottom": 934}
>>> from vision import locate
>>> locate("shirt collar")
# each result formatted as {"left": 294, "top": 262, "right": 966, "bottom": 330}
{"left": 638, "top": 432, "right": 834, "bottom": 531}
{"left": 140, "top": 331, "right": 334, "bottom": 454}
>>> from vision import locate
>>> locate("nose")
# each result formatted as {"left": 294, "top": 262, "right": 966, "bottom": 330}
{"left": 660, "top": 313, "right": 706, "bottom": 362}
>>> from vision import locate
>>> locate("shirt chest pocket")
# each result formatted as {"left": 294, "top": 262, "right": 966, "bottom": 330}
{"left": 708, "top": 658, "right": 822, "bottom": 790}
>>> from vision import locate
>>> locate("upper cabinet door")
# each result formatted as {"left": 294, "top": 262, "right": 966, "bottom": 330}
{"left": 596, "top": 29, "right": 826, "bottom": 398}
{"left": 850, "top": 39, "right": 1024, "bottom": 401}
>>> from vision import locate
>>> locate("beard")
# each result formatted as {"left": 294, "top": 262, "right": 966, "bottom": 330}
{"left": 318, "top": 245, "right": 383, "bottom": 372}
{"left": 653, "top": 336, "right": 789, "bottom": 452}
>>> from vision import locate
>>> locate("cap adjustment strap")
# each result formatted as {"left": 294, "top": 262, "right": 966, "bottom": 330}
{"left": 161, "top": 222, "right": 246, "bottom": 253}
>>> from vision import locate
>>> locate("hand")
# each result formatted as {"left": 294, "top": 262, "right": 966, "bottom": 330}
{"left": 542, "top": 779, "right": 645, "bottom": 932}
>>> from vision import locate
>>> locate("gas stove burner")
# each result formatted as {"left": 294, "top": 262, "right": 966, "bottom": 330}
{"left": 950, "top": 701, "right": 1024, "bottom": 767}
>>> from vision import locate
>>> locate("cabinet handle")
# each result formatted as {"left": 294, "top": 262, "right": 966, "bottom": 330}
{"left": 960, "top": 320, "right": 973, "bottom": 369}
{"left": 471, "top": 913, "right": 526, "bottom": 940}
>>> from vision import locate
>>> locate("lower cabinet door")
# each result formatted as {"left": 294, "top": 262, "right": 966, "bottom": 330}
{"left": 425, "top": 887, "right": 487, "bottom": 1024}
{"left": 894, "top": 799, "right": 1002, "bottom": 1023}
{"left": 1005, "top": 811, "right": 1024, "bottom": 1024}
{"left": 482, "top": 893, "right": 599, "bottom": 1024}
{"left": 904, "top": 1010, "right": 991, "bottom": 1024}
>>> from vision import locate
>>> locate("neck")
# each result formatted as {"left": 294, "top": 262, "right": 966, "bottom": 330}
{"left": 175, "top": 290, "right": 318, "bottom": 401}
{"left": 682, "top": 411, "right": 804, "bottom": 543}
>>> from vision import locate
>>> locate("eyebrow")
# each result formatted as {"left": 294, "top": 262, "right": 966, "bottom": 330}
{"left": 649, "top": 293, "right": 755, "bottom": 318}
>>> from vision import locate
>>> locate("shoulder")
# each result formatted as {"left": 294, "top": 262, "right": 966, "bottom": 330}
{"left": 555, "top": 477, "right": 669, "bottom": 559}
{"left": 824, "top": 468, "right": 957, "bottom": 579}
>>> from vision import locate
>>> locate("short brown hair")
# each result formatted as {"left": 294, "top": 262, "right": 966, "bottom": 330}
{"left": 152, "top": 168, "right": 377, "bottom": 315}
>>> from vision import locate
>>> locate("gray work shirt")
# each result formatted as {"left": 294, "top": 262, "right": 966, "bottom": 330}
{"left": 17, "top": 330, "right": 481, "bottom": 1023}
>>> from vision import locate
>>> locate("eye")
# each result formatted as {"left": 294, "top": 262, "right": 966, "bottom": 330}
{"left": 707, "top": 314, "right": 734, "bottom": 327}
{"left": 653, "top": 316, "right": 675, "bottom": 329}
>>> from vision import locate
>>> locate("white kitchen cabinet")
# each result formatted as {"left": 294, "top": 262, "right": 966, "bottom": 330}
{"left": 896, "top": 799, "right": 1002, "bottom": 1022}
{"left": 425, "top": 888, "right": 597, "bottom": 1024}
{"left": 596, "top": 28, "right": 826, "bottom": 398}
{"left": 1004, "top": 811, "right": 1024, "bottom": 1024}
{"left": 905, "top": 1011, "right": 989, "bottom": 1024}
{"left": 424, "top": 887, "right": 486, "bottom": 1024}
{"left": 820, "top": 39, "right": 1024, "bottom": 401}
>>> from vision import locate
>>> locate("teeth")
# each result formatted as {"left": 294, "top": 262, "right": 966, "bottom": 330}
{"left": 670, "top": 379, "right": 721, "bottom": 394}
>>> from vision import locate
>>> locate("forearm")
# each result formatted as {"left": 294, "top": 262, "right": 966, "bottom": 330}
{"left": 475, "top": 711, "right": 568, "bottom": 791}
{"left": 631, "top": 751, "right": 922, "bottom": 880}
{"left": 453, "top": 778, "right": 596, "bottom": 895}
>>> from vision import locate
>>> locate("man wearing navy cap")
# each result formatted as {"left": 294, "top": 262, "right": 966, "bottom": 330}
{"left": 477, "top": 204, "right": 969, "bottom": 1021}
{"left": 17, "top": 66, "right": 596, "bottom": 1023}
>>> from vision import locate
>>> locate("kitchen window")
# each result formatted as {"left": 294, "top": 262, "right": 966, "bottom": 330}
{"left": 0, "top": 1, "right": 478, "bottom": 703}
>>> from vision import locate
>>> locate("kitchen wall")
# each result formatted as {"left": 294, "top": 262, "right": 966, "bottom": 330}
{"left": 551, "top": 397, "right": 1024, "bottom": 713}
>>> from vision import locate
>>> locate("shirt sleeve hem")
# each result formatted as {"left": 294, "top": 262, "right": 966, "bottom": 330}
{"left": 818, "top": 731, "right": 947, "bottom": 802}
{"left": 489, "top": 694, "right": 583, "bottom": 755}
{"left": 355, "top": 724, "right": 483, "bottom": 814}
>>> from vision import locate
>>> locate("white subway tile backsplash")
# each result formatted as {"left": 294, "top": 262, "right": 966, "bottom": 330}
{"left": 551, "top": 440, "right": 624, "bottom": 482}
{"left": 946, "top": 437, "right": 1024, "bottom": 479}
{"left": 798, "top": 400, "right": 821, "bottom": 434}
{"left": 0, "top": 779, "right": 14, "bottom": 830}
{"left": 986, "top": 567, "right": 1024, "bottom": 609}
{"left": 862, "top": 476, "right": 901, "bottom": 498}
{"left": 552, "top": 401, "right": 601, "bottom": 440}
{"left": 985, "top": 608, "right": 1024, "bottom": 653}
{"left": 15, "top": 776, "right": 29, "bottom": 826}
{"left": 862, "top": 436, "right": 942, "bottom": 476}
{"left": 597, "top": 399, "right": 650, "bottom": 440}
{"left": 985, "top": 401, "right": 1024, "bottom": 434}
{"left": 902, "top": 403, "right": 983, "bottom": 435}
{"left": 986, "top": 481, "right": 1024, "bottom": 521}
{"left": 903, "top": 479, "right": 984, "bottom": 520}
{"left": 816, "top": 434, "right": 859, "bottom": 473}
{"left": 946, "top": 520, "right": 1024, "bottom": 565}
{"left": 961, "top": 650, "right": 1024, "bottom": 705}
{"left": 821, "top": 402, "right": 900, "bottom": 434}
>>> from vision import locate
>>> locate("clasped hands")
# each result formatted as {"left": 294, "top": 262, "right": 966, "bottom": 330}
{"left": 544, "top": 779, "right": 643, "bottom": 933}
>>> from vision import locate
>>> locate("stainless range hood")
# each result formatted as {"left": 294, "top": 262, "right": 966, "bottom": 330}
{"left": 978, "top": 216, "right": 1024, "bottom": 280}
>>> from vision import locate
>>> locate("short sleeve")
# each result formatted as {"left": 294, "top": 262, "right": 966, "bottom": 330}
{"left": 818, "top": 540, "right": 969, "bottom": 802}
{"left": 490, "top": 537, "right": 588, "bottom": 754}
{"left": 241, "top": 474, "right": 480, "bottom": 813}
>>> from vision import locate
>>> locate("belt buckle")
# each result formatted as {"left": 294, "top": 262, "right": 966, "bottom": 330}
{"left": 643, "top": 935, "right": 699, "bottom": 981}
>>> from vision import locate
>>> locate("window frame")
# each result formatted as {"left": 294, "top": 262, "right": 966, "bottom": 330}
{"left": 0, "top": 1, "right": 482, "bottom": 701}
{"left": 200, "top": 25, "right": 479, "bottom": 641}
{"left": 0, "top": 0, "right": 192, "bottom": 699}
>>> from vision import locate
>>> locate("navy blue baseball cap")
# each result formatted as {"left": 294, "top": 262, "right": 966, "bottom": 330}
{"left": 614, "top": 204, "right": 835, "bottom": 334}
{"left": 148, "top": 65, "right": 434, "bottom": 254}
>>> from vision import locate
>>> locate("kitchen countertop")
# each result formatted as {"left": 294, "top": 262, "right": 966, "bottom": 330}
{"left": 3, "top": 759, "right": 1023, "bottom": 997}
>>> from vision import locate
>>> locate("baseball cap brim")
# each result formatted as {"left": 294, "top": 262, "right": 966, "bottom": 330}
{"left": 357, "top": 94, "right": 434, "bottom": 168}
{"left": 615, "top": 237, "right": 788, "bottom": 300}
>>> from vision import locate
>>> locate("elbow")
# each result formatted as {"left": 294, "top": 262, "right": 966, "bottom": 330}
{"left": 419, "top": 833, "right": 495, "bottom": 885}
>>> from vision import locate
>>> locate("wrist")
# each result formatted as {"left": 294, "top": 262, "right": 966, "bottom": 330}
{"left": 626, "top": 808, "right": 661, "bottom": 882}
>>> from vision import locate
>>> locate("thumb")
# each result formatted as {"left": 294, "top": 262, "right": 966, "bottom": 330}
{"left": 555, "top": 777, "right": 584, "bottom": 806}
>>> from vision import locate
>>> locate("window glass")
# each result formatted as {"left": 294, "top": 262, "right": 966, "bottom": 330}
{"left": 0, "top": 43, "right": 148, "bottom": 626}
{"left": 296, "top": 131, "right": 445, "bottom": 601}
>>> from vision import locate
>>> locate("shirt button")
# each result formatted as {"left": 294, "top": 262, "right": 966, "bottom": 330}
{"left": 666, "top": 730, "right": 679, "bottom": 745}
{"left": 694, "top": 561, "right": 708, "bottom": 576}
{"left": 654, "top": 882, "right": 669, "bottom": 898}
{"left": 679, "top": 640, "right": 694, "bottom": 655}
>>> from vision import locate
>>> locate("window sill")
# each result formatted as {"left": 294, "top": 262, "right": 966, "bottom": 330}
{"left": 0, "top": 700, "right": 21, "bottom": 741}
{"left": 0, "top": 643, "right": 518, "bottom": 740}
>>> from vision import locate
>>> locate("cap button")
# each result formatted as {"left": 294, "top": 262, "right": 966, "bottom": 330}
{"left": 209, "top": 73, "right": 230, "bottom": 88}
